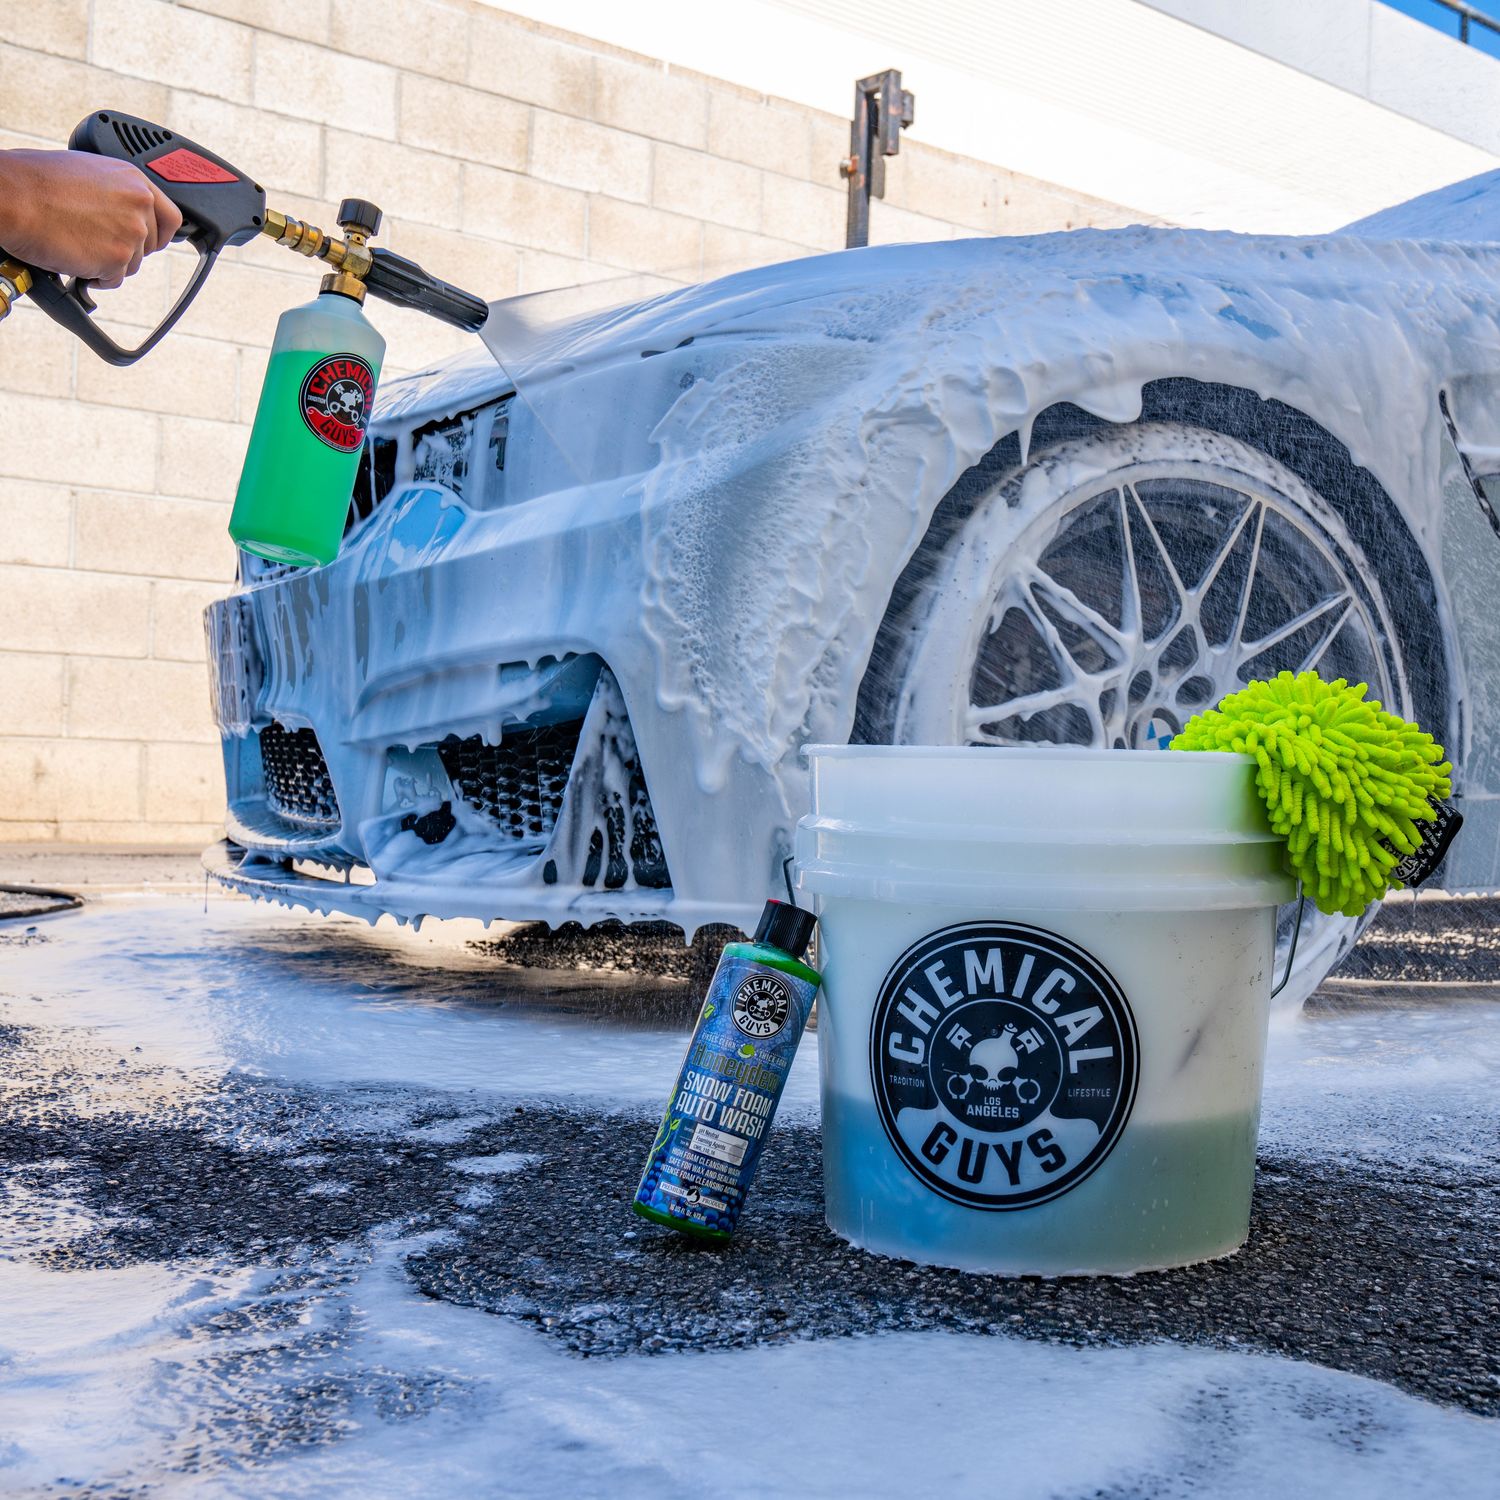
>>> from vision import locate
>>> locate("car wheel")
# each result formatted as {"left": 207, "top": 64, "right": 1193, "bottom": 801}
{"left": 889, "top": 422, "right": 1411, "bottom": 1011}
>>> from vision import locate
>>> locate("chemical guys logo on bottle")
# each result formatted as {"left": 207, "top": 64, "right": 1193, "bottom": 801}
{"left": 732, "top": 972, "right": 793, "bottom": 1039}
{"left": 870, "top": 922, "right": 1137, "bottom": 1210}
{"left": 299, "top": 354, "right": 375, "bottom": 452}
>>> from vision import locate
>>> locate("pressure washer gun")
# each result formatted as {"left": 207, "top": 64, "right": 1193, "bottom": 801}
{"left": 0, "top": 110, "right": 490, "bottom": 567}
{"left": 0, "top": 109, "right": 487, "bottom": 362}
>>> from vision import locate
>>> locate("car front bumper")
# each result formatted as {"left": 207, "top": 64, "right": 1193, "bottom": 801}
{"left": 202, "top": 479, "right": 761, "bottom": 936}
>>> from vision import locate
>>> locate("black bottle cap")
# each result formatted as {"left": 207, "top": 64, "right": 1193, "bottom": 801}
{"left": 753, "top": 898, "right": 816, "bottom": 960}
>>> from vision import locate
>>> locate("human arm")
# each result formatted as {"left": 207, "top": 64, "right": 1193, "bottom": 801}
{"left": 0, "top": 148, "right": 182, "bottom": 288}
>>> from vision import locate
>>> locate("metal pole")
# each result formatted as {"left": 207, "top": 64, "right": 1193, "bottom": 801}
{"left": 839, "top": 69, "right": 915, "bottom": 249}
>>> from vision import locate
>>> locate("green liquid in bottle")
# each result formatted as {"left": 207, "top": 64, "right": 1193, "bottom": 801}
{"left": 229, "top": 292, "right": 385, "bottom": 568}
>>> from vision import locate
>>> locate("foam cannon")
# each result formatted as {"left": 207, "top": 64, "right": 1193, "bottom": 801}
{"left": 0, "top": 109, "right": 487, "bottom": 364}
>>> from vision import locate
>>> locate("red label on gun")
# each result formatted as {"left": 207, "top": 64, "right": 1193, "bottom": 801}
{"left": 299, "top": 355, "right": 374, "bottom": 452}
{"left": 148, "top": 147, "right": 237, "bottom": 184}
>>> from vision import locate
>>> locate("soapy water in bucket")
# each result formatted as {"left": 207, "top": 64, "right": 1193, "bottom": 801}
{"left": 800, "top": 670, "right": 1455, "bottom": 1278}
{"left": 823, "top": 1092, "right": 1260, "bottom": 1272}
{"left": 798, "top": 745, "right": 1295, "bottom": 1276}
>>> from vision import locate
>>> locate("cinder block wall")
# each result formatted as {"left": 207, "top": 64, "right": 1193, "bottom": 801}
{"left": 0, "top": 0, "right": 1147, "bottom": 846}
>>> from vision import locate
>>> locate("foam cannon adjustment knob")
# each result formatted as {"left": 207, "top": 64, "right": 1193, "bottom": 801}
{"left": 337, "top": 198, "right": 383, "bottom": 241}
{"left": 320, "top": 199, "right": 382, "bottom": 302}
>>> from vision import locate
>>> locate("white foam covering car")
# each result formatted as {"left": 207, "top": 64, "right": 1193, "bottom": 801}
{"left": 204, "top": 171, "right": 1500, "bottom": 1006}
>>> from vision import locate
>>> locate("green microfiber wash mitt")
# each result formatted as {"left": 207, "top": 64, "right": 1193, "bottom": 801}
{"left": 1171, "top": 671, "right": 1451, "bottom": 917}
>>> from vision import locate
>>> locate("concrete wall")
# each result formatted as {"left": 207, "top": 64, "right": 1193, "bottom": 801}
{"left": 497, "top": 0, "right": 1500, "bottom": 231}
{"left": 0, "top": 0, "right": 1143, "bottom": 846}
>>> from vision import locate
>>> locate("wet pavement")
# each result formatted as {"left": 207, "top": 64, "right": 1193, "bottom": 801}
{"left": 4, "top": 1023, "right": 1495, "bottom": 1412}
{"left": 0, "top": 881, "right": 1496, "bottom": 1495}
{"left": 1322, "top": 891, "right": 1500, "bottom": 989}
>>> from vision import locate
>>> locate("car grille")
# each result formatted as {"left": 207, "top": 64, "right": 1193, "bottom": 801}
{"left": 438, "top": 723, "right": 579, "bottom": 841}
{"left": 345, "top": 434, "right": 399, "bottom": 534}
{"left": 260, "top": 723, "right": 340, "bottom": 828}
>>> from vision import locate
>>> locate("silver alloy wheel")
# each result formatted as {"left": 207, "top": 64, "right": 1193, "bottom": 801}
{"left": 893, "top": 423, "right": 1409, "bottom": 1011}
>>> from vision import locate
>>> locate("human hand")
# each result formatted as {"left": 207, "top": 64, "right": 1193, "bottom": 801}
{"left": 0, "top": 149, "right": 183, "bottom": 287}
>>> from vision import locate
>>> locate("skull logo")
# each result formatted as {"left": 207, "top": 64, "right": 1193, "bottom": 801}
{"left": 327, "top": 378, "right": 366, "bottom": 424}
{"left": 946, "top": 1024, "right": 1042, "bottom": 1105}
{"left": 969, "top": 1029, "right": 1021, "bottom": 1090}
{"left": 732, "top": 972, "right": 792, "bottom": 1038}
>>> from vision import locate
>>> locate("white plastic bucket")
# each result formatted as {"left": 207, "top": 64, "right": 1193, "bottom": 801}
{"left": 795, "top": 744, "right": 1295, "bottom": 1276}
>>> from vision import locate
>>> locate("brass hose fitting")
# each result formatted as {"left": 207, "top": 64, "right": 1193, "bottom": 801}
{"left": 260, "top": 207, "right": 331, "bottom": 259}
{"left": 0, "top": 258, "right": 34, "bottom": 322}
{"left": 259, "top": 206, "right": 375, "bottom": 303}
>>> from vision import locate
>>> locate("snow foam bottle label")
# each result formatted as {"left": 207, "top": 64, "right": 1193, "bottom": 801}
{"left": 633, "top": 901, "right": 819, "bottom": 1241}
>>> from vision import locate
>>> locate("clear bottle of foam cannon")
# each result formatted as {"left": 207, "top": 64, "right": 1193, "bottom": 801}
{"left": 229, "top": 274, "right": 385, "bottom": 568}
{"left": 634, "top": 899, "right": 820, "bottom": 1241}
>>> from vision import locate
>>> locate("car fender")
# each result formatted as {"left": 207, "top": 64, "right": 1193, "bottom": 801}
{"left": 621, "top": 232, "right": 1496, "bottom": 903}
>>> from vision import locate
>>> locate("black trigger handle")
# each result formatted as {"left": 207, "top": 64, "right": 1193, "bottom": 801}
{"left": 24, "top": 245, "right": 223, "bottom": 367}
{"left": 16, "top": 110, "right": 266, "bottom": 365}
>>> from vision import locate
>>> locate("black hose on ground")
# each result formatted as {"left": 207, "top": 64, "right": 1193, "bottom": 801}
{"left": 0, "top": 884, "right": 84, "bottom": 920}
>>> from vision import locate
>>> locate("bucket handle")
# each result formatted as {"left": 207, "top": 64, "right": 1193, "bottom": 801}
{"left": 1270, "top": 886, "right": 1306, "bottom": 1000}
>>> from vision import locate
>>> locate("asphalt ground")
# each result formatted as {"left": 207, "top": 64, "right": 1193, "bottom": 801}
{"left": 0, "top": 883, "right": 1496, "bottom": 1431}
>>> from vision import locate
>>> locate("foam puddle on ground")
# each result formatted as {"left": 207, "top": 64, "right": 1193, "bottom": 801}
{"left": 6, "top": 898, "right": 1490, "bottom": 1146}
{"left": 1260, "top": 998, "right": 1500, "bottom": 1173}
{"left": 1, "top": 898, "right": 1497, "bottom": 1495}
{"left": 1, "top": 1232, "right": 1496, "bottom": 1500}
{"left": 0, "top": 897, "right": 820, "bottom": 1117}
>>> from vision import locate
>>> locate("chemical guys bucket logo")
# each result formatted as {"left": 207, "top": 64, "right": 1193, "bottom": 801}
{"left": 733, "top": 972, "right": 793, "bottom": 1039}
{"left": 299, "top": 355, "right": 375, "bottom": 452}
{"left": 870, "top": 922, "right": 1137, "bottom": 1210}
